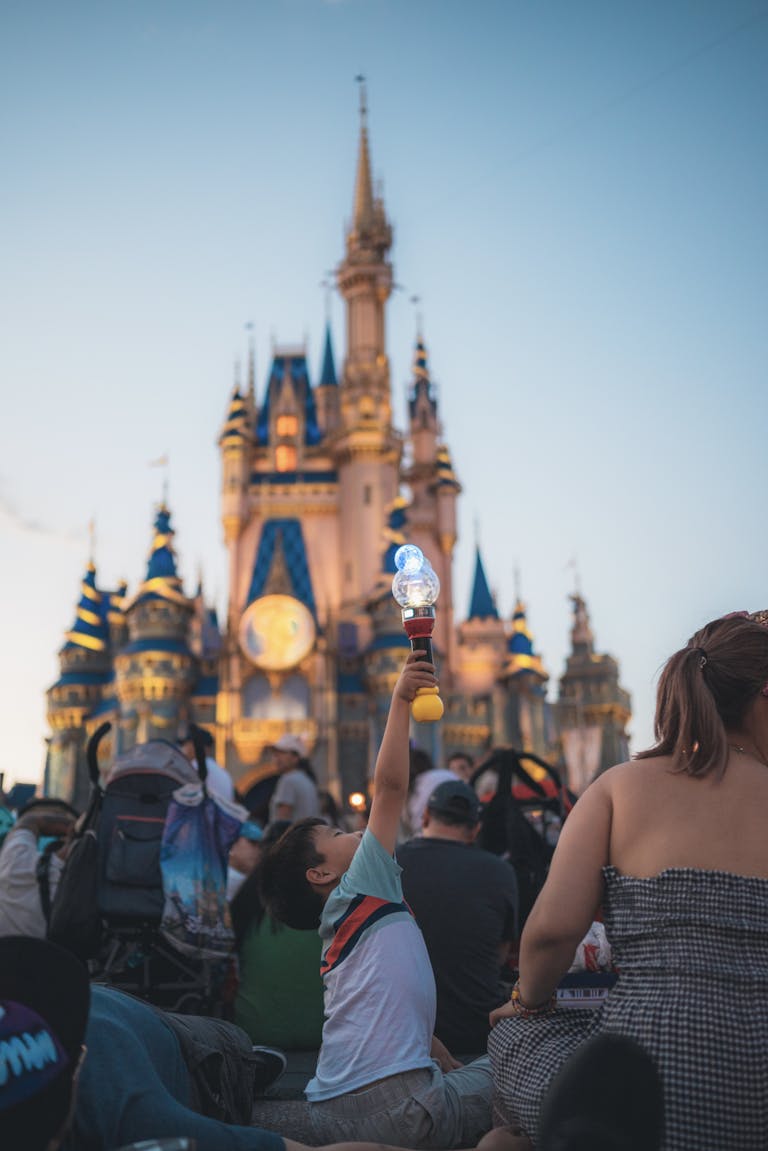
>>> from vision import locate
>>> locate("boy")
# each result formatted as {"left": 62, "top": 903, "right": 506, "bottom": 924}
{"left": 260, "top": 652, "right": 493, "bottom": 1149}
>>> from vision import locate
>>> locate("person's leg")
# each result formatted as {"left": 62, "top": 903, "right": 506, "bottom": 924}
{"left": 438, "top": 1055, "right": 495, "bottom": 1147}
{"left": 160, "top": 1010, "right": 285, "bottom": 1123}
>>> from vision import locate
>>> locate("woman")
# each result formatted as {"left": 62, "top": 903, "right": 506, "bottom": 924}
{"left": 231, "top": 821, "right": 325, "bottom": 1050}
{"left": 488, "top": 612, "right": 768, "bottom": 1150}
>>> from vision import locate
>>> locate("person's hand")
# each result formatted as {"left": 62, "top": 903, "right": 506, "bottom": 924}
{"left": 16, "top": 810, "right": 76, "bottom": 839}
{"left": 430, "top": 1034, "right": 461, "bottom": 1072}
{"left": 393, "top": 651, "right": 437, "bottom": 704}
{"left": 489, "top": 998, "right": 519, "bottom": 1027}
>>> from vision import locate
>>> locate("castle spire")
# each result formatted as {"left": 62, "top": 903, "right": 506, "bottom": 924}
{"left": 468, "top": 547, "right": 498, "bottom": 621}
{"left": 569, "top": 591, "right": 595, "bottom": 656}
{"left": 319, "top": 322, "right": 338, "bottom": 387}
{"left": 128, "top": 503, "right": 190, "bottom": 608}
{"left": 505, "top": 596, "right": 547, "bottom": 681}
{"left": 62, "top": 560, "right": 109, "bottom": 653}
{"left": 353, "top": 75, "right": 374, "bottom": 234}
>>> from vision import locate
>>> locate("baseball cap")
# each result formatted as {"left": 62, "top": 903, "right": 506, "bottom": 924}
{"left": 271, "top": 734, "right": 307, "bottom": 757}
{"left": 0, "top": 937, "right": 90, "bottom": 1140}
{"left": 426, "top": 779, "right": 482, "bottom": 824}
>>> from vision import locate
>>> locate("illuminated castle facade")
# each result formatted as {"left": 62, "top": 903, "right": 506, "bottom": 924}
{"left": 45, "top": 93, "right": 631, "bottom": 810}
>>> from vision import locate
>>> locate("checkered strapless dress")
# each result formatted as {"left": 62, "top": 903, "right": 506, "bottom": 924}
{"left": 488, "top": 866, "right": 768, "bottom": 1150}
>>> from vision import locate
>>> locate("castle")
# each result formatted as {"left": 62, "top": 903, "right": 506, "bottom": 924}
{"left": 45, "top": 91, "right": 631, "bottom": 812}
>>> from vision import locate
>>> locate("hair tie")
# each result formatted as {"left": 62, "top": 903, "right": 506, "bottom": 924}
{"left": 693, "top": 647, "right": 707, "bottom": 669}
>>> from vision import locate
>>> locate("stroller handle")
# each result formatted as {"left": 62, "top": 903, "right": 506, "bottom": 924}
{"left": 86, "top": 722, "right": 112, "bottom": 786}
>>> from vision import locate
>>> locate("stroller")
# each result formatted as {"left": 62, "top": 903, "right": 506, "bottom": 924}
{"left": 472, "top": 747, "right": 574, "bottom": 933}
{"left": 48, "top": 723, "right": 240, "bottom": 1014}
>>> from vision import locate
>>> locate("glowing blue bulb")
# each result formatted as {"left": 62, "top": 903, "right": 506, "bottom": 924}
{"left": 394, "top": 544, "right": 424, "bottom": 575}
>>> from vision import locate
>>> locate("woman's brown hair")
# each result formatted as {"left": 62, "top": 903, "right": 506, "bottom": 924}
{"left": 635, "top": 614, "right": 768, "bottom": 778}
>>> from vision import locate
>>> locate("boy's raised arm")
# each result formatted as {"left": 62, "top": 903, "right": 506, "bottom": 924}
{"left": 367, "top": 651, "right": 438, "bottom": 855}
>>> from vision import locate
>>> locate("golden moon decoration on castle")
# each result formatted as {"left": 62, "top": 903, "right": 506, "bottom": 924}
{"left": 238, "top": 594, "right": 316, "bottom": 671}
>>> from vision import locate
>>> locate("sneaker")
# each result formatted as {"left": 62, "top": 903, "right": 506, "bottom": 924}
{"left": 250, "top": 1045, "right": 288, "bottom": 1095}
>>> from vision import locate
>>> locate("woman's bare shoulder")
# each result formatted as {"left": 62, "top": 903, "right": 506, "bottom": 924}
{"left": 592, "top": 756, "right": 674, "bottom": 793}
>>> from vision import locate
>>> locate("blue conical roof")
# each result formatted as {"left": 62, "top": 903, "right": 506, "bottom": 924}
{"left": 319, "top": 324, "right": 338, "bottom": 387}
{"left": 130, "top": 504, "right": 190, "bottom": 608}
{"left": 62, "top": 561, "right": 110, "bottom": 653}
{"left": 506, "top": 598, "right": 547, "bottom": 680}
{"left": 468, "top": 548, "right": 498, "bottom": 620}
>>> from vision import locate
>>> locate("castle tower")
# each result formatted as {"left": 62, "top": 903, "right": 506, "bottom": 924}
{"left": 217, "top": 338, "right": 339, "bottom": 786}
{"left": 556, "top": 591, "right": 631, "bottom": 792}
{"left": 45, "top": 560, "right": 114, "bottom": 807}
{"left": 114, "top": 504, "right": 196, "bottom": 749}
{"left": 314, "top": 322, "right": 340, "bottom": 437}
{"left": 401, "top": 334, "right": 461, "bottom": 677}
{"left": 444, "top": 548, "right": 506, "bottom": 759}
{"left": 334, "top": 81, "right": 402, "bottom": 604}
{"left": 498, "top": 597, "right": 550, "bottom": 757}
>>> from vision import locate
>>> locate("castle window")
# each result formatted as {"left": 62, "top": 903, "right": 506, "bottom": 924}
{"left": 363, "top": 484, "right": 372, "bottom": 506}
{"left": 276, "top": 415, "right": 298, "bottom": 437}
{"left": 276, "top": 445, "right": 297, "bottom": 472}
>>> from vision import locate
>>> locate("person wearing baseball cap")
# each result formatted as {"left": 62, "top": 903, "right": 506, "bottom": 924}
{"left": 267, "top": 735, "right": 321, "bottom": 825}
{"left": 398, "top": 779, "right": 519, "bottom": 1055}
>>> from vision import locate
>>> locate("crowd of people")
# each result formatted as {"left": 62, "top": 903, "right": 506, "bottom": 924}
{"left": 1, "top": 610, "right": 768, "bottom": 1151}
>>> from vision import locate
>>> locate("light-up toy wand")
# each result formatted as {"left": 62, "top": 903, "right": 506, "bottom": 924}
{"left": 392, "top": 544, "right": 444, "bottom": 723}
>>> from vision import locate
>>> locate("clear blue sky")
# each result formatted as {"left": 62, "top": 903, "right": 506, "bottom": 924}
{"left": 1, "top": 0, "right": 766, "bottom": 788}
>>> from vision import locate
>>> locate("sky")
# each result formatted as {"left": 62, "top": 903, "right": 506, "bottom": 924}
{"left": 1, "top": 0, "right": 766, "bottom": 789}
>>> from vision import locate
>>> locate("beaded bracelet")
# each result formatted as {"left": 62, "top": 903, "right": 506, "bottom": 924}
{"left": 508, "top": 979, "right": 557, "bottom": 1019}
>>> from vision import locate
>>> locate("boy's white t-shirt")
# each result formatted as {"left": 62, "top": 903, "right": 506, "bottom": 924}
{"left": 305, "top": 829, "right": 436, "bottom": 1101}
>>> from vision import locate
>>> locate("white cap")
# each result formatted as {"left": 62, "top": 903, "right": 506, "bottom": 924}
{"left": 272, "top": 734, "right": 307, "bottom": 757}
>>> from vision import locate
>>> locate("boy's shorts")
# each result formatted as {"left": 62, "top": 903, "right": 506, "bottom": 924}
{"left": 307, "top": 1057, "right": 493, "bottom": 1149}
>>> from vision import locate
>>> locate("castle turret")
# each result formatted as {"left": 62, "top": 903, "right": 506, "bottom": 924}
{"left": 114, "top": 504, "right": 196, "bottom": 749}
{"left": 46, "top": 560, "right": 113, "bottom": 806}
{"left": 557, "top": 592, "right": 631, "bottom": 792}
{"left": 450, "top": 547, "right": 504, "bottom": 714}
{"left": 499, "top": 597, "right": 550, "bottom": 757}
{"left": 334, "top": 82, "right": 402, "bottom": 603}
{"left": 314, "top": 322, "right": 340, "bottom": 436}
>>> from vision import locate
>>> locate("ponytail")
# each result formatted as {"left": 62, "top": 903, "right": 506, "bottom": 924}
{"left": 636, "top": 616, "right": 768, "bottom": 779}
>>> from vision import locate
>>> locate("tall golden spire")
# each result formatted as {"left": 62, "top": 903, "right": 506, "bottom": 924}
{"left": 352, "top": 75, "right": 374, "bottom": 233}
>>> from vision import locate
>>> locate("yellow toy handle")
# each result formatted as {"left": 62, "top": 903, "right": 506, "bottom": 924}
{"left": 411, "top": 685, "right": 444, "bottom": 723}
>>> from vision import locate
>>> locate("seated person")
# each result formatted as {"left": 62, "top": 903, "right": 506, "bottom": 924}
{"left": 0, "top": 798, "right": 77, "bottom": 937}
{"left": 398, "top": 780, "right": 518, "bottom": 1055}
{"left": 259, "top": 653, "right": 494, "bottom": 1149}
{"left": 488, "top": 613, "right": 768, "bottom": 1151}
{"left": 231, "top": 822, "right": 324, "bottom": 1050}
{"left": 0, "top": 937, "right": 514, "bottom": 1151}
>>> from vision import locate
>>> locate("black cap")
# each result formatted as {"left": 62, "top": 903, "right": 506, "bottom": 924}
{"left": 0, "top": 936, "right": 90, "bottom": 1065}
{"left": 426, "top": 779, "right": 482, "bottom": 825}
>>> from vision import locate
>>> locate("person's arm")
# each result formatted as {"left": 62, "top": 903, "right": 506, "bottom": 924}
{"left": 366, "top": 652, "right": 437, "bottom": 855}
{"left": 271, "top": 776, "right": 295, "bottom": 822}
{"left": 490, "top": 774, "right": 613, "bottom": 1023}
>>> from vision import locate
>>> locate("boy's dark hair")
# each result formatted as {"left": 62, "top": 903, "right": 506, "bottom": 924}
{"left": 259, "top": 817, "right": 327, "bottom": 930}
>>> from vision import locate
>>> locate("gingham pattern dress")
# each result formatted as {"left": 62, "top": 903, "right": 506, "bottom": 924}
{"left": 488, "top": 866, "right": 768, "bottom": 1150}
